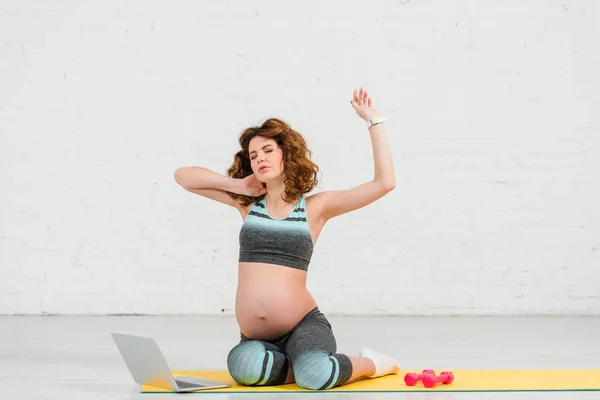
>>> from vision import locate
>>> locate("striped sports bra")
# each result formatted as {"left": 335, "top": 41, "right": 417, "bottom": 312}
{"left": 238, "top": 194, "right": 314, "bottom": 271}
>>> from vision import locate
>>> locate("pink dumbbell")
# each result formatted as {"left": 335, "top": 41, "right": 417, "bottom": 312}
{"left": 404, "top": 369, "right": 435, "bottom": 386}
{"left": 422, "top": 372, "right": 454, "bottom": 388}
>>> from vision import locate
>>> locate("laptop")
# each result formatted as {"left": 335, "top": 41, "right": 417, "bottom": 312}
{"left": 111, "top": 332, "right": 230, "bottom": 392}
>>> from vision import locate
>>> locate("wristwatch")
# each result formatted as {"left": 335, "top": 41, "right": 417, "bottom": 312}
{"left": 366, "top": 116, "right": 388, "bottom": 129}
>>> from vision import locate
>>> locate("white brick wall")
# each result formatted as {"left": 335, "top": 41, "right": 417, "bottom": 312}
{"left": 1, "top": 0, "right": 599, "bottom": 315}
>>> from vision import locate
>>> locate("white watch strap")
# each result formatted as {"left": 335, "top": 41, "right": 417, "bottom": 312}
{"left": 366, "top": 116, "right": 388, "bottom": 128}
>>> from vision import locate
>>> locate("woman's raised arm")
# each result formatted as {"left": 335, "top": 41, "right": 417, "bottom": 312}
{"left": 311, "top": 88, "right": 395, "bottom": 221}
{"left": 174, "top": 167, "right": 266, "bottom": 213}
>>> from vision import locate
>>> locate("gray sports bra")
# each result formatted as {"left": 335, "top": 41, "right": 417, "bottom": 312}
{"left": 238, "top": 194, "right": 314, "bottom": 271}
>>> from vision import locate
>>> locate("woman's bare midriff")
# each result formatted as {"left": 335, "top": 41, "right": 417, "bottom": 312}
{"left": 236, "top": 261, "right": 318, "bottom": 341}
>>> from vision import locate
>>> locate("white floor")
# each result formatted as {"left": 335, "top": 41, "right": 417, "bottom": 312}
{"left": 1, "top": 314, "right": 599, "bottom": 400}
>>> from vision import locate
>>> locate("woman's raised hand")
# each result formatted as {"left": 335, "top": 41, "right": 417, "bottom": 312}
{"left": 350, "top": 87, "right": 382, "bottom": 121}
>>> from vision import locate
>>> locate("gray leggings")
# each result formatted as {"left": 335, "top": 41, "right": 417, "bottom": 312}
{"left": 227, "top": 307, "right": 353, "bottom": 390}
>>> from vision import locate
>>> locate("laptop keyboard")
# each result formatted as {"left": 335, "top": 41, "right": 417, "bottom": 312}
{"left": 176, "top": 380, "right": 205, "bottom": 389}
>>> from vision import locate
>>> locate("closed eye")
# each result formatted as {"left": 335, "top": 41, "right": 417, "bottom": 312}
{"left": 250, "top": 150, "right": 272, "bottom": 160}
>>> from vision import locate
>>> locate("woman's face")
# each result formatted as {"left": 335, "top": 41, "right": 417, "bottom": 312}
{"left": 248, "top": 136, "right": 284, "bottom": 182}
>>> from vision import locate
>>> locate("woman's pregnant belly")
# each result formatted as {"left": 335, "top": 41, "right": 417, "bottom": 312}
{"left": 235, "top": 262, "right": 317, "bottom": 340}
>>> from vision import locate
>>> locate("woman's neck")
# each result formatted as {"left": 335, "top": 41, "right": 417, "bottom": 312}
{"left": 265, "top": 181, "right": 290, "bottom": 209}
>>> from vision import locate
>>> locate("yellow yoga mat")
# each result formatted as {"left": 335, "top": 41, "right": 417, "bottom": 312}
{"left": 141, "top": 369, "right": 600, "bottom": 393}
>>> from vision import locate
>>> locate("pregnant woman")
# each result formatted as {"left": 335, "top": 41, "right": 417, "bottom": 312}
{"left": 174, "top": 88, "right": 399, "bottom": 390}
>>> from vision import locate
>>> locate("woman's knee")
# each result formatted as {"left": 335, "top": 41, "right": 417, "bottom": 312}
{"left": 227, "top": 341, "right": 268, "bottom": 385}
{"left": 227, "top": 341, "right": 288, "bottom": 386}
{"left": 292, "top": 352, "right": 351, "bottom": 390}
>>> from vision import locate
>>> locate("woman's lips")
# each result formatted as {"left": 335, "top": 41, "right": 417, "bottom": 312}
{"left": 259, "top": 167, "right": 269, "bottom": 173}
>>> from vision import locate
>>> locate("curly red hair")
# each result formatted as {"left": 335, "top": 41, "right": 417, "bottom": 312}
{"left": 226, "top": 118, "right": 319, "bottom": 207}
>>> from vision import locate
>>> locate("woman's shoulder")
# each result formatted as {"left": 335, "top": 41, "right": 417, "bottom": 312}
{"left": 305, "top": 192, "right": 327, "bottom": 218}
{"left": 239, "top": 199, "right": 262, "bottom": 221}
{"left": 305, "top": 191, "right": 324, "bottom": 202}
